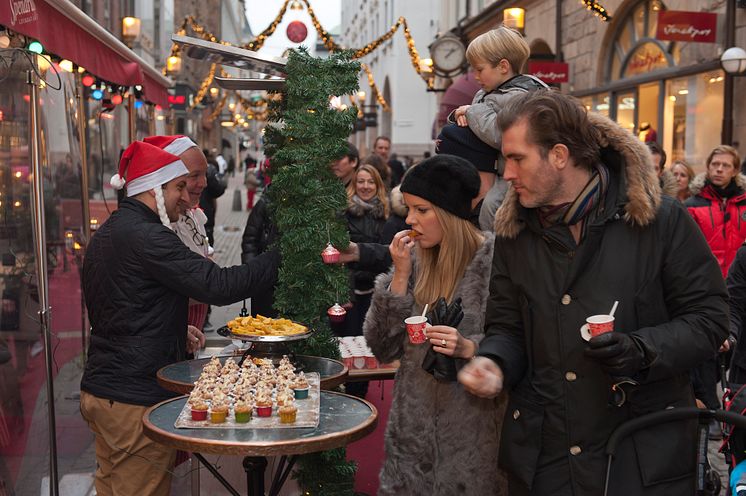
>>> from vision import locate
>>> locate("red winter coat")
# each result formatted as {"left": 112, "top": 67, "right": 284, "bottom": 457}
{"left": 685, "top": 173, "right": 746, "bottom": 277}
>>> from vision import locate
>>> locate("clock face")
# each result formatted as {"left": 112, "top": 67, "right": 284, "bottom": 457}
{"left": 431, "top": 37, "right": 466, "bottom": 73}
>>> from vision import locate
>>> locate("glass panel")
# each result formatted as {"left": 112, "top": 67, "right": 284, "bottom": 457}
{"left": 663, "top": 71, "right": 725, "bottom": 172}
{"left": 38, "top": 68, "right": 96, "bottom": 491}
{"left": 637, "top": 82, "right": 659, "bottom": 144}
{"left": 623, "top": 42, "right": 670, "bottom": 78}
{"left": 85, "top": 99, "right": 126, "bottom": 228}
{"left": 0, "top": 56, "right": 51, "bottom": 495}
{"left": 616, "top": 91, "right": 636, "bottom": 134}
{"left": 632, "top": 4, "right": 646, "bottom": 42}
{"left": 581, "top": 94, "right": 610, "bottom": 118}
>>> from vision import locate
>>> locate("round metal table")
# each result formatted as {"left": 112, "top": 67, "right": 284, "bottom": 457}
{"left": 157, "top": 355, "right": 348, "bottom": 394}
{"left": 143, "top": 391, "right": 377, "bottom": 496}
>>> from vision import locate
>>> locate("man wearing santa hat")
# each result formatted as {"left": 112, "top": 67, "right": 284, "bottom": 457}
{"left": 79, "top": 141, "right": 279, "bottom": 496}
{"left": 144, "top": 135, "right": 212, "bottom": 332}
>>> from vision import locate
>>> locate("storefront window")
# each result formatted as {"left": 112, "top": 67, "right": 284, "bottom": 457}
{"left": 607, "top": 0, "right": 677, "bottom": 82}
{"left": 663, "top": 71, "right": 724, "bottom": 171}
{"left": 580, "top": 94, "right": 610, "bottom": 117}
{"left": 616, "top": 91, "right": 636, "bottom": 134}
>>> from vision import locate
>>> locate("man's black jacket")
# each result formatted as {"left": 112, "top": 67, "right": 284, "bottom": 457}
{"left": 81, "top": 198, "right": 278, "bottom": 406}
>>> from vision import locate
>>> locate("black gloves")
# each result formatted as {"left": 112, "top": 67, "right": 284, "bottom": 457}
{"left": 422, "top": 297, "right": 464, "bottom": 382}
{"left": 584, "top": 332, "right": 653, "bottom": 377}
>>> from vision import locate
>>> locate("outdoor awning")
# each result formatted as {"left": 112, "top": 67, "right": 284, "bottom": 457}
{"left": 433, "top": 71, "right": 481, "bottom": 136}
{"left": 0, "top": 0, "right": 172, "bottom": 107}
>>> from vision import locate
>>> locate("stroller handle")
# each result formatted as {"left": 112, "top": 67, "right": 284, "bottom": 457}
{"left": 605, "top": 407, "right": 746, "bottom": 456}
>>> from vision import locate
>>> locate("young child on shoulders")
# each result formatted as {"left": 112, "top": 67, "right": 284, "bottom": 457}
{"left": 450, "top": 26, "right": 548, "bottom": 149}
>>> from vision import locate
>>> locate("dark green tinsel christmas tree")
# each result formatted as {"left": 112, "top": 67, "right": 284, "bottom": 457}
{"left": 264, "top": 47, "right": 360, "bottom": 495}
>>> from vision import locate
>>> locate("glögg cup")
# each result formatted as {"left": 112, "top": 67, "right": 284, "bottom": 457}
{"left": 586, "top": 314, "right": 615, "bottom": 337}
{"left": 405, "top": 316, "right": 429, "bottom": 344}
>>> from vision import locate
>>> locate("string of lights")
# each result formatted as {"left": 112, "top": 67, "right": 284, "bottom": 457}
{"left": 581, "top": 0, "right": 611, "bottom": 21}
{"left": 190, "top": 63, "right": 217, "bottom": 109}
{"left": 208, "top": 93, "right": 228, "bottom": 121}
{"left": 361, "top": 63, "right": 390, "bottom": 112}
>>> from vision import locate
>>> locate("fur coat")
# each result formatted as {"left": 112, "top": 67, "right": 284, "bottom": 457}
{"left": 363, "top": 232, "right": 507, "bottom": 496}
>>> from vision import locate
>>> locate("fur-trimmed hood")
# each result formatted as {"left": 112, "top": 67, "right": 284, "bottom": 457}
{"left": 389, "top": 185, "right": 408, "bottom": 218}
{"left": 688, "top": 172, "right": 746, "bottom": 197}
{"left": 494, "top": 112, "right": 661, "bottom": 239}
{"left": 660, "top": 169, "right": 680, "bottom": 198}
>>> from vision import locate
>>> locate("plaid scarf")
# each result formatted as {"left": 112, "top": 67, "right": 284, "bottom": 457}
{"left": 538, "top": 163, "right": 610, "bottom": 231}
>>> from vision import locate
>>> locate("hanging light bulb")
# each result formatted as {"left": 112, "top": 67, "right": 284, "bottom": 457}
{"left": 58, "top": 59, "right": 74, "bottom": 72}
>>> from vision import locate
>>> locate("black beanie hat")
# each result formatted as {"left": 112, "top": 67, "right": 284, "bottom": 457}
{"left": 400, "top": 154, "right": 480, "bottom": 219}
{"left": 436, "top": 123, "right": 499, "bottom": 174}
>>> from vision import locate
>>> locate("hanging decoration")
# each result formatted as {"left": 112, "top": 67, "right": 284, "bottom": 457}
{"left": 286, "top": 20, "right": 309, "bottom": 43}
{"left": 165, "top": 0, "right": 436, "bottom": 118}
{"left": 581, "top": 0, "right": 611, "bottom": 21}
{"left": 190, "top": 63, "right": 217, "bottom": 109}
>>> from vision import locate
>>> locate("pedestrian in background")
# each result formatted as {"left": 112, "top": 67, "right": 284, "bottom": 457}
{"left": 671, "top": 159, "right": 695, "bottom": 203}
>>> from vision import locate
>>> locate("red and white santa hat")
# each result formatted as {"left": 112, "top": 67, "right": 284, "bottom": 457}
{"left": 143, "top": 135, "right": 198, "bottom": 156}
{"left": 110, "top": 141, "right": 189, "bottom": 197}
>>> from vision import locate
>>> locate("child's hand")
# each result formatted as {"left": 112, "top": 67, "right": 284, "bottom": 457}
{"left": 454, "top": 105, "right": 470, "bottom": 127}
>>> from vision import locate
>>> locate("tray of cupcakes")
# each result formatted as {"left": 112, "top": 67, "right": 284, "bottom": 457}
{"left": 174, "top": 355, "right": 319, "bottom": 429}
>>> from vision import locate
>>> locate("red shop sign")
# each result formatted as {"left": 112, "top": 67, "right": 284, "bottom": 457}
{"left": 656, "top": 11, "right": 717, "bottom": 43}
{"left": 527, "top": 61, "right": 569, "bottom": 84}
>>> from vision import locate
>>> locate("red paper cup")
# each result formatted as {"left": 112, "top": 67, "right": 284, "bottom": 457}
{"left": 586, "top": 314, "right": 615, "bottom": 337}
{"left": 365, "top": 356, "right": 378, "bottom": 369}
{"left": 405, "top": 316, "right": 429, "bottom": 344}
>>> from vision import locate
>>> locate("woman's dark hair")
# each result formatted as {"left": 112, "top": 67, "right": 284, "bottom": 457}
{"left": 362, "top": 154, "right": 391, "bottom": 186}
{"left": 497, "top": 90, "right": 601, "bottom": 170}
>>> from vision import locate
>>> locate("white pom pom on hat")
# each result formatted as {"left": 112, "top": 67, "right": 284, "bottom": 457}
{"left": 110, "top": 173, "right": 126, "bottom": 190}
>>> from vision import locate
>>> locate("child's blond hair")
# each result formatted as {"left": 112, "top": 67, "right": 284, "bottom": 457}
{"left": 466, "top": 26, "right": 530, "bottom": 74}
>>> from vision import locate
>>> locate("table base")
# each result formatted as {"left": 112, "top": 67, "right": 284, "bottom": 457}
{"left": 194, "top": 452, "right": 298, "bottom": 496}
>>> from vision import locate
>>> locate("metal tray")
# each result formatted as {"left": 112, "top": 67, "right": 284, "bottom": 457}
{"left": 219, "top": 325, "right": 314, "bottom": 343}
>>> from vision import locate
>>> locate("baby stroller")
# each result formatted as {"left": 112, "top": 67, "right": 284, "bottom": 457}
{"left": 603, "top": 407, "right": 746, "bottom": 495}
{"left": 721, "top": 363, "right": 746, "bottom": 495}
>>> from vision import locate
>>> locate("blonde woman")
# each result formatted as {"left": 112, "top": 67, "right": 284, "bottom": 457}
{"left": 671, "top": 159, "right": 695, "bottom": 202}
{"left": 364, "top": 155, "right": 506, "bottom": 495}
{"left": 342, "top": 164, "right": 389, "bottom": 337}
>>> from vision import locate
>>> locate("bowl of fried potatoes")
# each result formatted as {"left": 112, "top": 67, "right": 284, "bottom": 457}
{"left": 223, "top": 315, "right": 313, "bottom": 342}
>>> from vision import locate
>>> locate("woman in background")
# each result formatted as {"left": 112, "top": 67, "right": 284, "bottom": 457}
{"left": 671, "top": 159, "right": 695, "bottom": 203}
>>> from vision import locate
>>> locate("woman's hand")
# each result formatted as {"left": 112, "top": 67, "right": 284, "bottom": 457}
{"left": 388, "top": 230, "right": 415, "bottom": 296}
{"left": 186, "top": 325, "right": 205, "bottom": 355}
{"left": 426, "top": 325, "right": 476, "bottom": 359}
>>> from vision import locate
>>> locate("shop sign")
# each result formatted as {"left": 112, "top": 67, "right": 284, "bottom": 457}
{"left": 8, "top": 0, "right": 38, "bottom": 26}
{"left": 624, "top": 42, "right": 669, "bottom": 77}
{"left": 656, "top": 11, "right": 717, "bottom": 43}
{"left": 527, "top": 61, "right": 569, "bottom": 83}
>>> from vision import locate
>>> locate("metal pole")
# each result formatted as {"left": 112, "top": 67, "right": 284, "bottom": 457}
{"left": 75, "top": 73, "right": 91, "bottom": 354}
{"left": 722, "top": 0, "right": 736, "bottom": 145}
{"left": 128, "top": 93, "right": 136, "bottom": 143}
{"left": 27, "top": 69, "right": 59, "bottom": 496}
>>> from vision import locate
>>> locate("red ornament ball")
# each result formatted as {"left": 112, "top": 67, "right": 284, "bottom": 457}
{"left": 328, "top": 303, "right": 347, "bottom": 324}
{"left": 286, "top": 20, "right": 308, "bottom": 43}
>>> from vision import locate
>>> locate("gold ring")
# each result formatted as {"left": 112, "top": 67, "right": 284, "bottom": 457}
{"left": 441, "top": 339, "right": 446, "bottom": 347}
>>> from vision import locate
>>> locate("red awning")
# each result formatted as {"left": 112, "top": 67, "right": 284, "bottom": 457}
{"left": 0, "top": 0, "right": 171, "bottom": 107}
{"left": 433, "top": 71, "right": 481, "bottom": 135}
